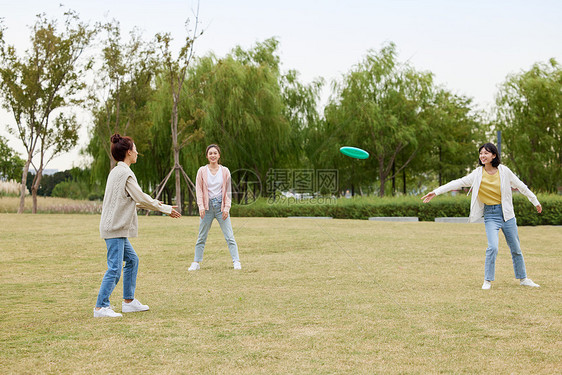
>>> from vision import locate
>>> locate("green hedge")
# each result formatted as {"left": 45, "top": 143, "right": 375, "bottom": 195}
{"left": 230, "top": 194, "right": 562, "bottom": 226}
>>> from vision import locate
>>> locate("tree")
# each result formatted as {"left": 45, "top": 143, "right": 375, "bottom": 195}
{"left": 182, "top": 39, "right": 293, "bottom": 191}
{"left": 154, "top": 13, "right": 204, "bottom": 213}
{"left": 0, "top": 11, "right": 95, "bottom": 213}
{"left": 0, "top": 135, "right": 25, "bottom": 181}
{"left": 424, "top": 89, "right": 487, "bottom": 185}
{"left": 26, "top": 169, "right": 72, "bottom": 197}
{"left": 325, "top": 43, "right": 434, "bottom": 196}
{"left": 496, "top": 59, "right": 562, "bottom": 192}
{"left": 281, "top": 69, "right": 324, "bottom": 169}
{"left": 134, "top": 76, "right": 203, "bottom": 210}
{"left": 88, "top": 19, "right": 157, "bottom": 179}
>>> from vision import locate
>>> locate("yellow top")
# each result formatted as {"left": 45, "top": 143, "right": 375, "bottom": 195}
{"left": 478, "top": 169, "right": 501, "bottom": 205}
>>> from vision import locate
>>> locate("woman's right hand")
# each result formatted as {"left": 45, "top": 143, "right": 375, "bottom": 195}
{"left": 421, "top": 192, "right": 436, "bottom": 203}
{"left": 170, "top": 207, "right": 181, "bottom": 218}
{"left": 199, "top": 209, "right": 206, "bottom": 219}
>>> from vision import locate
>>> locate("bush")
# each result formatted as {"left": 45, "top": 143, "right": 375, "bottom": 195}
{"left": 230, "top": 194, "right": 562, "bottom": 226}
{"left": 87, "top": 192, "right": 103, "bottom": 201}
{"left": 51, "top": 181, "right": 90, "bottom": 200}
{"left": 514, "top": 194, "right": 562, "bottom": 226}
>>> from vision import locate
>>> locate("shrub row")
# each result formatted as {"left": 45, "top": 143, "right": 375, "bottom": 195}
{"left": 230, "top": 194, "right": 562, "bottom": 226}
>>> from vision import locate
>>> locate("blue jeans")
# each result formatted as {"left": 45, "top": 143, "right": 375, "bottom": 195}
{"left": 194, "top": 197, "right": 239, "bottom": 262}
{"left": 483, "top": 204, "right": 527, "bottom": 281}
{"left": 95, "top": 238, "right": 139, "bottom": 308}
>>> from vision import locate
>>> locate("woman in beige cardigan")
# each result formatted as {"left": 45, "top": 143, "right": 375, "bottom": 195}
{"left": 188, "top": 144, "right": 241, "bottom": 271}
{"left": 94, "top": 134, "right": 181, "bottom": 318}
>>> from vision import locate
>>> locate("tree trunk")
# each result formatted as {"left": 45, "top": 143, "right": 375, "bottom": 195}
{"left": 175, "top": 163, "right": 181, "bottom": 213}
{"left": 438, "top": 146, "right": 442, "bottom": 186}
{"left": 172, "top": 94, "right": 182, "bottom": 213}
{"left": 391, "top": 162, "right": 396, "bottom": 196}
{"left": 378, "top": 158, "right": 386, "bottom": 197}
{"left": 18, "top": 157, "right": 32, "bottom": 214}
{"left": 403, "top": 168, "right": 406, "bottom": 194}
{"left": 31, "top": 170, "right": 43, "bottom": 214}
{"left": 188, "top": 187, "right": 193, "bottom": 216}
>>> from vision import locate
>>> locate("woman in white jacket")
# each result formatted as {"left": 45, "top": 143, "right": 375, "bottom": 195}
{"left": 421, "top": 143, "right": 542, "bottom": 290}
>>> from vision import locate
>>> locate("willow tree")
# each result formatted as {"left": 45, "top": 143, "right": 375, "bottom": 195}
{"left": 424, "top": 89, "right": 487, "bottom": 185}
{"left": 325, "top": 42, "right": 434, "bottom": 196}
{"left": 281, "top": 69, "right": 324, "bottom": 169}
{"left": 0, "top": 11, "right": 95, "bottom": 213}
{"left": 496, "top": 59, "right": 562, "bottom": 192}
{"left": 183, "top": 38, "right": 292, "bottom": 187}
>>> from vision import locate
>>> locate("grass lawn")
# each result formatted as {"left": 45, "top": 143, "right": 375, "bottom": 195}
{"left": 0, "top": 213, "right": 560, "bottom": 374}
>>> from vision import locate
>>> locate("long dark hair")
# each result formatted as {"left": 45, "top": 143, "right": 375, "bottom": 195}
{"left": 110, "top": 133, "right": 134, "bottom": 162}
{"left": 478, "top": 143, "right": 501, "bottom": 167}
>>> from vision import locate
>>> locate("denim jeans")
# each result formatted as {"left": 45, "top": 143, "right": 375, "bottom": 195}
{"left": 95, "top": 238, "right": 139, "bottom": 308}
{"left": 194, "top": 197, "right": 239, "bottom": 262}
{"left": 483, "top": 204, "right": 527, "bottom": 281}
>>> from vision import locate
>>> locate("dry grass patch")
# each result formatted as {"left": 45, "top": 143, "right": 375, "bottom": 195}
{"left": 0, "top": 214, "right": 560, "bottom": 374}
{"left": 0, "top": 196, "right": 101, "bottom": 214}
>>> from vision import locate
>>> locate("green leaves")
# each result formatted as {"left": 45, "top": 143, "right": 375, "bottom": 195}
{"left": 0, "top": 135, "right": 25, "bottom": 180}
{"left": 324, "top": 43, "right": 435, "bottom": 196}
{"left": 0, "top": 9, "right": 96, "bottom": 212}
{"left": 496, "top": 59, "right": 562, "bottom": 192}
{"left": 181, "top": 39, "right": 293, "bottom": 181}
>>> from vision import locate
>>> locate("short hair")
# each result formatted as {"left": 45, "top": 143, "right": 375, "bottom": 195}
{"left": 478, "top": 143, "right": 501, "bottom": 167}
{"left": 110, "top": 133, "right": 134, "bottom": 162}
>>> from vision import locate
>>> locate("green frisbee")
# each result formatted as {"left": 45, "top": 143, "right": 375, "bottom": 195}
{"left": 339, "top": 146, "right": 369, "bottom": 159}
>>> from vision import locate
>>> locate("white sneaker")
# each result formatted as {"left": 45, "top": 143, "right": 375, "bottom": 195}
{"left": 482, "top": 280, "right": 491, "bottom": 290}
{"left": 94, "top": 307, "right": 122, "bottom": 318}
{"left": 122, "top": 298, "right": 149, "bottom": 313}
{"left": 233, "top": 261, "right": 242, "bottom": 270}
{"left": 520, "top": 278, "right": 540, "bottom": 287}
{"left": 188, "top": 262, "right": 200, "bottom": 271}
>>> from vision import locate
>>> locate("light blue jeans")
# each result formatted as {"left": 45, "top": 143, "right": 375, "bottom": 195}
{"left": 483, "top": 204, "right": 527, "bottom": 281}
{"left": 95, "top": 238, "right": 138, "bottom": 308}
{"left": 194, "top": 197, "right": 239, "bottom": 263}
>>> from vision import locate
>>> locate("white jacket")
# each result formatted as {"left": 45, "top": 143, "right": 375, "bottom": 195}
{"left": 433, "top": 165, "right": 540, "bottom": 223}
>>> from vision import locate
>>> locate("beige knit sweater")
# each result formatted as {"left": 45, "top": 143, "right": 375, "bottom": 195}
{"left": 100, "top": 162, "right": 173, "bottom": 239}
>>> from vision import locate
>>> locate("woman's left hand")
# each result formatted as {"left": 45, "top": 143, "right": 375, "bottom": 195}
{"left": 536, "top": 204, "right": 542, "bottom": 214}
{"left": 222, "top": 210, "right": 229, "bottom": 220}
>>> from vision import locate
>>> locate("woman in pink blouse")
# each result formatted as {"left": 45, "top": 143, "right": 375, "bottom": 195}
{"left": 188, "top": 144, "right": 241, "bottom": 271}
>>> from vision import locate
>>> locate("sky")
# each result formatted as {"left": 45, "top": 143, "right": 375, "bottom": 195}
{"left": 1, "top": 0, "right": 561, "bottom": 171}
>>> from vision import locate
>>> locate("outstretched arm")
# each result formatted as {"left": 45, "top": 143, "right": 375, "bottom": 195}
{"left": 421, "top": 191, "right": 436, "bottom": 203}
{"left": 422, "top": 168, "right": 479, "bottom": 203}
{"left": 126, "top": 176, "right": 180, "bottom": 217}
{"left": 505, "top": 167, "right": 541, "bottom": 211}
